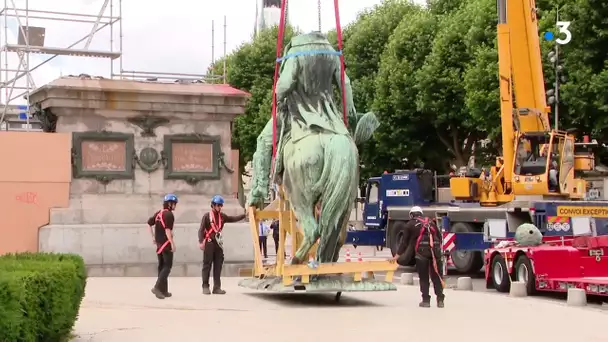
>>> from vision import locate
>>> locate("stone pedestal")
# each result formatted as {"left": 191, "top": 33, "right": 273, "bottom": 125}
{"left": 31, "top": 77, "right": 253, "bottom": 274}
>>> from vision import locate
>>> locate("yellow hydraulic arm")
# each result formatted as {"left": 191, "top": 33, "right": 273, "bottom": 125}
{"left": 450, "top": 0, "right": 590, "bottom": 205}
{"left": 503, "top": 0, "right": 551, "bottom": 134}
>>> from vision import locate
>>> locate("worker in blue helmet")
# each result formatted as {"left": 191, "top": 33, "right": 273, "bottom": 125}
{"left": 198, "top": 194, "right": 246, "bottom": 295}
{"left": 147, "top": 193, "right": 178, "bottom": 299}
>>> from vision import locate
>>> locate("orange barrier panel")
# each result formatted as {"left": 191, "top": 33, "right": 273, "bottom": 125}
{"left": 0, "top": 131, "right": 71, "bottom": 254}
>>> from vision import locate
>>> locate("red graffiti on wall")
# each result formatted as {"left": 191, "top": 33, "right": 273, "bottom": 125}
{"left": 16, "top": 192, "right": 37, "bottom": 204}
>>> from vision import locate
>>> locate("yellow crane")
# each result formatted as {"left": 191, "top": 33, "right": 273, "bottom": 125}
{"left": 450, "top": 0, "right": 596, "bottom": 206}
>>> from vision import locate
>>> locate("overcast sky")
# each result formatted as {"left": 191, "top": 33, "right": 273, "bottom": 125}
{"left": 1, "top": 0, "right": 424, "bottom": 104}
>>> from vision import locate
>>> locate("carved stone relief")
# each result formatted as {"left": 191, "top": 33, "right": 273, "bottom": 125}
{"left": 163, "top": 134, "right": 222, "bottom": 185}
{"left": 71, "top": 131, "right": 135, "bottom": 184}
{"left": 134, "top": 146, "right": 165, "bottom": 173}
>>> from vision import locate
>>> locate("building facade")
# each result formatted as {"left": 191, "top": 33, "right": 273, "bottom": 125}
{"left": 255, "top": 0, "right": 287, "bottom": 36}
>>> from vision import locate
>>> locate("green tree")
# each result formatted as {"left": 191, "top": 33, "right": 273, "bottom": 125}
{"left": 426, "top": 0, "right": 466, "bottom": 15}
{"left": 341, "top": 0, "right": 424, "bottom": 181}
{"left": 206, "top": 56, "right": 229, "bottom": 84}
{"left": 343, "top": 0, "right": 420, "bottom": 112}
{"left": 414, "top": 0, "right": 498, "bottom": 167}
{"left": 372, "top": 8, "right": 441, "bottom": 176}
{"left": 537, "top": 0, "right": 608, "bottom": 149}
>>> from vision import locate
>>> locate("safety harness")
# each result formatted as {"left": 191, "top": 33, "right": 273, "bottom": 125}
{"left": 204, "top": 211, "right": 224, "bottom": 249}
{"left": 156, "top": 209, "right": 170, "bottom": 254}
{"left": 414, "top": 217, "right": 446, "bottom": 288}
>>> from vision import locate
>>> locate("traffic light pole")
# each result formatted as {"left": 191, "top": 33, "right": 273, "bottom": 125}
{"left": 554, "top": 8, "right": 560, "bottom": 131}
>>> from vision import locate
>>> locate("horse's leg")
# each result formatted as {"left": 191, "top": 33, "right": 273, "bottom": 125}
{"left": 281, "top": 136, "right": 322, "bottom": 265}
{"left": 290, "top": 205, "right": 319, "bottom": 265}
{"left": 314, "top": 134, "right": 359, "bottom": 264}
{"left": 331, "top": 210, "right": 351, "bottom": 263}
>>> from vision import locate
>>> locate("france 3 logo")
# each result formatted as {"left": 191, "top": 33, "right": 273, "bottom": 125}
{"left": 543, "top": 21, "right": 572, "bottom": 45}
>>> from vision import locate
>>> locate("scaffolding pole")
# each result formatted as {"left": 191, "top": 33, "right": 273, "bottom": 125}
{"left": 0, "top": 0, "right": 122, "bottom": 131}
{"left": 223, "top": 15, "right": 227, "bottom": 84}
{"left": 117, "top": 15, "right": 229, "bottom": 84}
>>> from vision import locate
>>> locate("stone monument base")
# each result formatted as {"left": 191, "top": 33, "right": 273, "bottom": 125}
{"left": 29, "top": 77, "right": 252, "bottom": 275}
{"left": 39, "top": 223, "right": 254, "bottom": 277}
{"left": 48, "top": 194, "right": 244, "bottom": 224}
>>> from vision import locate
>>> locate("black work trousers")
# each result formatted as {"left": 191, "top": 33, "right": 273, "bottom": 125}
{"left": 155, "top": 248, "right": 173, "bottom": 293}
{"left": 273, "top": 234, "right": 280, "bottom": 254}
{"left": 259, "top": 236, "right": 268, "bottom": 258}
{"left": 416, "top": 254, "right": 444, "bottom": 302}
{"left": 202, "top": 239, "right": 224, "bottom": 290}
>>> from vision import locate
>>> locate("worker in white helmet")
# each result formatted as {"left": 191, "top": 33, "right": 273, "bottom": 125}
{"left": 393, "top": 206, "right": 445, "bottom": 308}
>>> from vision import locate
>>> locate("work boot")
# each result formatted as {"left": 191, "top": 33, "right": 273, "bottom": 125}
{"left": 419, "top": 301, "right": 431, "bottom": 308}
{"left": 151, "top": 287, "right": 165, "bottom": 299}
{"left": 202, "top": 287, "right": 211, "bottom": 295}
{"left": 163, "top": 292, "right": 172, "bottom": 298}
{"left": 437, "top": 299, "right": 445, "bottom": 308}
{"left": 212, "top": 288, "right": 226, "bottom": 295}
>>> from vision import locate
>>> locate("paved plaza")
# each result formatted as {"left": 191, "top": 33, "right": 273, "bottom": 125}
{"left": 73, "top": 277, "right": 608, "bottom": 342}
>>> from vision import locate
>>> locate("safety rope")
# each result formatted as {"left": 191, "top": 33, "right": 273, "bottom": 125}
{"left": 270, "top": 0, "right": 348, "bottom": 175}
{"left": 428, "top": 227, "right": 446, "bottom": 288}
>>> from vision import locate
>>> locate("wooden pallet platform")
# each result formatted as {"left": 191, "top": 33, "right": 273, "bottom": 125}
{"left": 242, "top": 187, "right": 398, "bottom": 293}
{"left": 239, "top": 274, "right": 396, "bottom": 293}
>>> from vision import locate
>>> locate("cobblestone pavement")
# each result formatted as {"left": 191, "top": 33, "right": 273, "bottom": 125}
{"left": 72, "top": 277, "right": 608, "bottom": 342}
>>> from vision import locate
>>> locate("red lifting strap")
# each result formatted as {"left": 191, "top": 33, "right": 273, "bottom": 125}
{"left": 271, "top": 0, "right": 348, "bottom": 174}
{"left": 156, "top": 209, "right": 170, "bottom": 254}
{"left": 414, "top": 217, "right": 436, "bottom": 251}
{"left": 204, "top": 212, "right": 223, "bottom": 242}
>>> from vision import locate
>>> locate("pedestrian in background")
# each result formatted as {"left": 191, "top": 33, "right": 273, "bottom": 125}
{"left": 259, "top": 220, "right": 270, "bottom": 258}
{"left": 271, "top": 219, "right": 280, "bottom": 255}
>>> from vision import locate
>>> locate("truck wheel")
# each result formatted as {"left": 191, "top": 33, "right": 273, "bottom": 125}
{"left": 450, "top": 222, "right": 484, "bottom": 273}
{"left": 514, "top": 255, "right": 536, "bottom": 295}
{"left": 389, "top": 221, "right": 407, "bottom": 257}
{"left": 491, "top": 255, "right": 510, "bottom": 293}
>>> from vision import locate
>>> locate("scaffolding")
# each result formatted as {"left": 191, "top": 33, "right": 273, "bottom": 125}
{"left": 0, "top": 0, "right": 122, "bottom": 131}
{"left": 0, "top": 0, "right": 229, "bottom": 132}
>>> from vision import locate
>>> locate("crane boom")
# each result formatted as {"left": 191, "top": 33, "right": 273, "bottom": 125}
{"left": 506, "top": 0, "right": 551, "bottom": 133}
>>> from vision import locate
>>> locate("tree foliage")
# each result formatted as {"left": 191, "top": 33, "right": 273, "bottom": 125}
{"left": 413, "top": 0, "right": 498, "bottom": 167}
{"left": 212, "top": 0, "right": 608, "bottom": 178}
{"left": 538, "top": 0, "right": 608, "bottom": 142}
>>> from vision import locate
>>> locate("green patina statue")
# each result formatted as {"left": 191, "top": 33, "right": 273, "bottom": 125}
{"left": 515, "top": 223, "right": 543, "bottom": 246}
{"left": 247, "top": 32, "right": 380, "bottom": 265}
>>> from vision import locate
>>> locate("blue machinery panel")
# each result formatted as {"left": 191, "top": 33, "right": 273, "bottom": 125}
{"left": 346, "top": 229, "right": 386, "bottom": 246}
{"left": 353, "top": 171, "right": 608, "bottom": 252}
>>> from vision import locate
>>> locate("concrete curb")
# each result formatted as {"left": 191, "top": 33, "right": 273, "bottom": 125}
{"left": 456, "top": 277, "right": 473, "bottom": 291}
{"left": 567, "top": 288, "right": 587, "bottom": 307}
{"left": 509, "top": 281, "right": 527, "bottom": 297}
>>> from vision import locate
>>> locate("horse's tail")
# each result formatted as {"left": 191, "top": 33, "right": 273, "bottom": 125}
{"left": 314, "top": 133, "right": 358, "bottom": 261}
